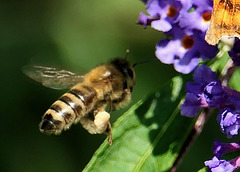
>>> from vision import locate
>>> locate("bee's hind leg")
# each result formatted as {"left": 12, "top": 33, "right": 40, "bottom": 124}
{"left": 80, "top": 111, "right": 112, "bottom": 145}
{"left": 105, "top": 121, "right": 112, "bottom": 145}
{"left": 94, "top": 111, "right": 112, "bottom": 145}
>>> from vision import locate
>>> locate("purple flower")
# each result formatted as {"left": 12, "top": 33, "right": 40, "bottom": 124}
{"left": 217, "top": 92, "right": 240, "bottom": 137}
{"left": 137, "top": 0, "right": 183, "bottom": 32}
{"left": 138, "top": 0, "right": 218, "bottom": 74}
{"left": 213, "top": 141, "right": 240, "bottom": 159}
{"left": 137, "top": 12, "right": 160, "bottom": 28}
{"left": 181, "top": 65, "right": 225, "bottom": 117}
{"left": 179, "top": 0, "right": 212, "bottom": 34}
{"left": 222, "top": 87, "right": 240, "bottom": 111}
{"left": 205, "top": 156, "right": 237, "bottom": 172}
{"left": 228, "top": 38, "right": 240, "bottom": 66}
{"left": 205, "top": 141, "right": 240, "bottom": 171}
{"left": 217, "top": 109, "right": 240, "bottom": 138}
{"left": 156, "top": 26, "right": 218, "bottom": 74}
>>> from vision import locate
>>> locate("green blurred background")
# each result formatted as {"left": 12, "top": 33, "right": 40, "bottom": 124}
{"left": 0, "top": 0, "right": 232, "bottom": 171}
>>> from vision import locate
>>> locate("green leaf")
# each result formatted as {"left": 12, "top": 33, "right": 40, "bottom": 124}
{"left": 197, "top": 167, "right": 207, "bottom": 172}
{"left": 229, "top": 67, "right": 240, "bottom": 92}
{"left": 83, "top": 76, "right": 195, "bottom": 172}
{"left": 209, "top": 47, "right": 229, "bottom": 73}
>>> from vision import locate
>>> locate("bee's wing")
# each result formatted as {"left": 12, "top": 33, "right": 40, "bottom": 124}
{"left": 23, "top": 65, "right": 84, "bottom": 90}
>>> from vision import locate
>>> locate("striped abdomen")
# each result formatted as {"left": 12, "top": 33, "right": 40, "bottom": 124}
{"left": 39, "top": 85, "right": 98, "bottom": 134}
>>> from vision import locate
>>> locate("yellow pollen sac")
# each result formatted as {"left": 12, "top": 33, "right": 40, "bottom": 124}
{"left": 167, "top": 6, "right": 178, "bottom": 18}
{"left": 202, "top": 11, "right": 211, "bottom": 22}
{"left": 181, "top": 35, "right": 194, "bottom": 49}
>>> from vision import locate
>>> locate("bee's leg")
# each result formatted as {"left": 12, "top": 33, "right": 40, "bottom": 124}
{"left": 112, "top": 89, "right": 131, "bottom": 109}
{"left": 94, "top": 111, "right": 110, "bottom": 132}
{"left": 106, "top": 121, "right": 112, "bottom": 145}
{"left": 94, "top": 111, "right": 112, "bottom": 145}
{"left": 105, "top": 96, "right": 113, "bottom": 113}
{"left": 80, "top": 111, "right": 112, "bottom": 144}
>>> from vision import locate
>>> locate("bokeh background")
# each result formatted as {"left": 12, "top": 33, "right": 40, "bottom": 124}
{"left": 0, "top": 0, "right": 232, "bottom": 171}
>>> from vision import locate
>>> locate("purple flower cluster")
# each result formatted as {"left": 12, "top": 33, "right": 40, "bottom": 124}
{"left": 205, "top": 141, "right": 240, "bottom": 172}
{"left": 180, "top": 65, "right": 225, "bottom": 117}
{"left": 181, "top": 65, "right": 240, "bottom": 138}
{"left": 180, "top": 65, "right": 240, "bottom": 171}
{"left": 138, "top": 0, "right": 218, "bottom": 74}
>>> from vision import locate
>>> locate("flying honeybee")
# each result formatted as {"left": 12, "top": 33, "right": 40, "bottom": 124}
{"left": 23, "top": 55, "right": 135, "bottom": 145}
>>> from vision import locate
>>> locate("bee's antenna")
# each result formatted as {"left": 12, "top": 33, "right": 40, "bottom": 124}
{"left": 125, "top": 49, "right": 130, "bottom": 60}
{"left": 132, "top": 58, "right": 157, "bottom": 67}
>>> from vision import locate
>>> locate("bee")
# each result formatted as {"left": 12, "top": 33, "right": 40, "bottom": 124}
{"left": 23, "top": 56, "right": 135, "bottom": 145}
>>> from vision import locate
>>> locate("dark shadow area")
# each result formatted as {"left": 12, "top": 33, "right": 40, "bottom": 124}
{"left": 134, "top": 77, "right": 194, "bottom": 156}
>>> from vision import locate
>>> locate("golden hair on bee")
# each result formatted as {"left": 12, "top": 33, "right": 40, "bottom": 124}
{"left": 23, "top": 53, "right": 136, "bottom": 145}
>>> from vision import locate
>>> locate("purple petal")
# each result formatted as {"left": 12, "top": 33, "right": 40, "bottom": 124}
{"left": 180, "top": 92, "right": 203, "bottom": 117}
{"left": 174, "top": 51, "right": 199, "bottom": 74}
{"left": 146, "top": 0, "right": 182, "bottom": 32}
{"left": 176, "top": 0, "right": 193, "bottom": 22}
{"left": 205, "top": 156, "right": 235, "bottom": 172}
{"left": 137, "top": 12, "right": 160, "bottom": 28}
{"left": 193, "top": 65, "right": 217, "bottom": 84}
{"left": 204, "top": 81, "right": 225, "bottom": 108}
{"left": 156, "top": 39, "right": 185, "bottom": 64}
{"left": 192, "top": 0, "right": 213, "bottom": 8}
{"left": 152, "top": 19, "right": 172, "bottom": 32}
{"left": 218, "top": 109, "right": 240, "bottom": 138}
{"left": 185, "top": 82, "right": 204, "bottom": 94}
{"left": 137, "top": 12, "right": 150, "bottom": 28}
{"left": 179, "top": 0, "right": 213, "bottom": 33}
{"left": 179, "top": 10, "right": 211, "bottom": 33}
{"left": 213, "top": 141, "right": 240, "bottom": 158}
{"left": 146, "top": 0, "right": 163, "bottom": 16}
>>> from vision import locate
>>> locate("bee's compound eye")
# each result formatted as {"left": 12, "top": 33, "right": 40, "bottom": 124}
{"left": 124, "top": 68, "right": 134, "bottom": 79}
{"left": 127, "top": 68, "right": 134, "bottom": 79}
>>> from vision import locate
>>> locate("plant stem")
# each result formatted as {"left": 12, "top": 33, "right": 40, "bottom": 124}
{"left": 169, "top": 109, "right": 212, "bottom": 172}
{"left": 221, "top": 59, "right": 236, "bottom": 87}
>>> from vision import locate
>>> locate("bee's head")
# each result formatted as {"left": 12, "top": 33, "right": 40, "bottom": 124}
{"left": 111, "top": 58, "right": 135, "bottom": 91}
